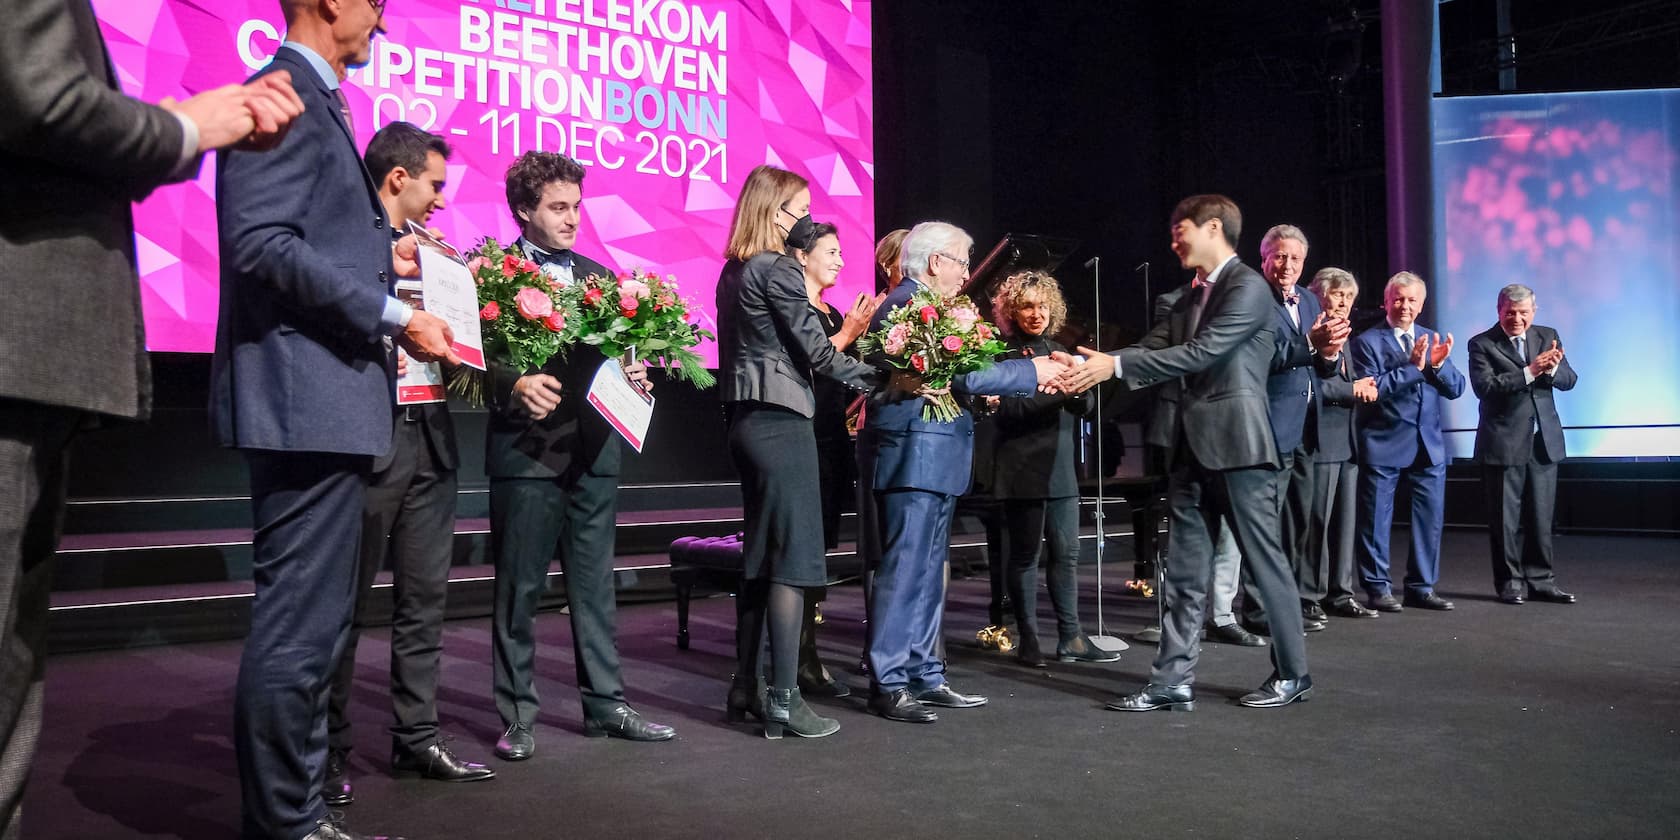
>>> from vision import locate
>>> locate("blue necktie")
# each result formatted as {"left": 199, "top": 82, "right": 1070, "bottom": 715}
{"left": 1514, "top": 335, "right": 1526, "bottom": 362}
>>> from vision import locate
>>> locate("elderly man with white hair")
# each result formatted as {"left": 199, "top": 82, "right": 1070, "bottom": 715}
{"left": 856, "top": 221, "right": 1065, "bottom": 724}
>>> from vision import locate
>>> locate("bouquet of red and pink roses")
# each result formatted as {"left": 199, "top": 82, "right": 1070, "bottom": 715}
{"left": 855, "top": 289, "right": 1009, "bottom": 422}
{"left": 551, "top": 267, "right": 717, "bottom": 388}
{"left": 462, "top": 237, "right": 571, "bottom": 378}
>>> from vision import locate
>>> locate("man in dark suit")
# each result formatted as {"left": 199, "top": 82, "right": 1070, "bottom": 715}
{"left": 1305, "top": 269, "right": 1380, "bottom": 619}
{"left": 486, "top": 151, "right": 671, "bottom": 761}
{"left": 1468, "top": 284, "right": 1578, "bottom": 605}
{"left": 1242, "top": 224, "right": 1344, "bottom": 635}
{"left": 213, "top": 3, "right": 459, "bottom": 837}
{"left": 1349, "top": 272, "right": 1465, "bottom": 614}
{"left": 1, "top": 2, "right": 301, "bottom": 835}
{"left": 1058, "top": 194, "right": 1320, "bottom": 710}
{"left": 322, "top": 123, "right": 492, "bottom": 809}
{"left": 858, "top": 221, "right": 1053, "bottom": 724}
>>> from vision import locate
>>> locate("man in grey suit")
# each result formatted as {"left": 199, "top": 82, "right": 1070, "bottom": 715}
{"left": 212, "top": 3, "right": 456, "bottom": 838}
{"left": 1468, "top": 283, "right": 1578, "bottom": 605}
{"left": 0, "top": 2, "right": 301, "bottom": 836}
{"left": 1058, "top": 195, "right": 1334, "bottom": 711}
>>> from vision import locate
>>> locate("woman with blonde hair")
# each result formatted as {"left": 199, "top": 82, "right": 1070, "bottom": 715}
{"left": 715, "top": 165, "right": 881, "bottom": 737}
{"left": 989, "top": 270, "right": 1118, "bottom": 667}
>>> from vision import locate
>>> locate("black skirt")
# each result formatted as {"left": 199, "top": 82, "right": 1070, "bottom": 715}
{"left": 727, "top": 401, "right": 829, "bottom": 587}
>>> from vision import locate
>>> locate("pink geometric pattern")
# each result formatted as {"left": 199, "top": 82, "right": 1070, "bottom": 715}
{"left": 94, "top": 0, "right": 875, "bottom": 365}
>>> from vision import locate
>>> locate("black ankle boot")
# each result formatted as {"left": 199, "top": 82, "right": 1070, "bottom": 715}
{"left": 763, "top": 687, "right": 840, "bottom": 739}
{"left": 726, "top": 673, "right": 766, "bottom": 723}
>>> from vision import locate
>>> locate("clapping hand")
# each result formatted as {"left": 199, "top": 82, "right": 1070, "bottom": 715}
{"left": 1352, "top": 376, "right": 1378, "bottom": 402}
{"left": 1530, "top": 339, "right": 1564, "bottom": 376}
{"left": 1428, "top": 332, "right": 1454, "bottom": 368}
{"left": 1308, "top": 312, "right": 1351, "bottom": 357}
{"left": 1410, "top": 333, "right": 1431, "bottom": 370}
{"left": 839, "top": 292, "right": 885, "bottom": 344}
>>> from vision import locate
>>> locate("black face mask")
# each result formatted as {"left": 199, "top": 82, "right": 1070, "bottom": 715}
{"left": 783, "top": 213, "right": 815, "bottom": 250}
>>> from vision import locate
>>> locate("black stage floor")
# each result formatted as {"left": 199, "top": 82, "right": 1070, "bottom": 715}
{"left": 23, "top": 530, "right": 1680, "bottom": 839}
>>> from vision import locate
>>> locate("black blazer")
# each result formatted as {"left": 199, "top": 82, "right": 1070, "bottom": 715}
{"left": 1140, "top": 284, "right": 1190, "bottom": 451}
{"left": 1309, "top": 351, "right": 1360, "bottom": 464}
{"left": 484, "top": 248, "right": 621, "bottom": 482}
{"left": 715, "top": 251, "right": 877, "bottom": 416}
{"left": 0, "top": 0, "right": 191, "bottom": 420}
{"left": 1468, "top": 323, "right": 1577, "bottom": 465}
{"left": 1264, "top": 287, "right": 1332, "bottom": 453}
{"left": 1118, "top": 259, "right": 1282, "bottom": 472}
{"left": 991, "top": 334, "right": 1093, "bottom": 499}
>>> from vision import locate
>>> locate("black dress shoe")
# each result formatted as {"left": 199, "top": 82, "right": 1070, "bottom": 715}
{"left": 1105, "top": 684, "right": 1194, "bottom": 712}
{"left": 1327, "top": 598, "right": 1379, "bottom": 619}
{"left": 303, "top": 815, "right": 403, "bottom": 840}
{"left": 1239, "top": 674, "right": 1314, "bottom": 708}
{"left": 915, "top": 684, "right": 988, "bottom": 708}
{"left": 797, "top": 666, "right": 852, "bottom": 698}
{"left": 1016, "top": 646, "right": 1048, "bottom": 669}
{"left": 1205, "top": 623, "right": 1267, "bottom": 647}
{"left": 1498, "top": 583, "right": 1526, "bottom": 605}
{"left": 1303, "top": 618, "right": 1327, "bottom": 633}
{"left": 1302, "top": 602, "right": 1328, "bottom": 623}
{"left": 1056, "top": 635, "right": 1123, "bottom": 663}
{"left": 392, "top": 739, "right": 495, "bottom": 783}
{"left": 583, "top": 705, "right": 676, "bottom": 741}
{"left": 1368, "top": 594, "right": 1404, "bottom": 612}
{"left": 493, "top": 722, "right": 534, "bottom": 761}
{"left": 1403, "top": 591, "right": 1455, "bottom": 611}
{"left": 868, "top": 688, "right": 938, "bottom": 723}
{"left": 323, "top": 749, "right": 352, "bottom": 807}
{"left": 1239, "top": 618, "right": 1272, "bottom": 637}
{"left": 1528, "top": 586, "right": 1577, "bottom": 604}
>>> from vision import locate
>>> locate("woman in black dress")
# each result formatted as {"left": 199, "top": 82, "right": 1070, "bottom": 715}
{"left": 715, "top": 166, "right": 880, "bottom": 737}
{"left": 989, "top": 271, "right": 1120, "bottom": 667}
{"left": 790, "top": 222, "right": 880, "bottom": 695}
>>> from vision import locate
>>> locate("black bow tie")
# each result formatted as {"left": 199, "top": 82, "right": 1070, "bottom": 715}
{"left": 1281, "top": 291, "right": 1300, "bottom": 305}
{"left": 527, "top": 245, "right": 573, "bottom": 268}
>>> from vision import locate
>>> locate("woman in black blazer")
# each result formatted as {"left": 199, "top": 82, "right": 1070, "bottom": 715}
{"left": 989, "top": 271, "right": 1120, "bottom": 668}
{"left": 715, "top": 165, "right": 879, "bottom": 737}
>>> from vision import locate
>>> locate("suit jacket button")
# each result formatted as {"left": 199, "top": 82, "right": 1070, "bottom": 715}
{"left": 378, "top": 270, "right": 388, "bottom": 282}
{"left": 375, "top": 216, "right": 385, "bottom": 229}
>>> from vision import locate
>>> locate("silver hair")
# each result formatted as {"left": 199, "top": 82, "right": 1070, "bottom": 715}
{"left": 900, "top": 221, "right": 972, "bottom": 283}
{"left": 1498, "top": 283, "right": 1536, "bottom": 307}
{"left": 1310, "top": 267, "right": 1358, "bottom": 296}
{"left": 1385, "top": 270, "right": 1427, "bottom": 296}
{"left": 1259, "top": 224, "right": 1309, "bottom": 258}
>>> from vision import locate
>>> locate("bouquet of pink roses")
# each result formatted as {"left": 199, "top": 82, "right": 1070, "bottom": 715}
{"left": 445, "top": 237, "right": 570, "bottom": 405}
{"left": 855, "top": 288, "right": 1009, "bottom": 422}
{"left": 551, "top": 267, "right": 717, "bottom": 388}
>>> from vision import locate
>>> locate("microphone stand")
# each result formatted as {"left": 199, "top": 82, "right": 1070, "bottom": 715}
{"left": 1084, "top": 256, "right": 1126, "bottom": 653}
{"left": 1129, "top": 259, "right": 1165, "bottom": 645}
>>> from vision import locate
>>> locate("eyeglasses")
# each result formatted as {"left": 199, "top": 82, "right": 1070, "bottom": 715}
{"left": 935, "top": 252, "right": 970, "bottom": 269}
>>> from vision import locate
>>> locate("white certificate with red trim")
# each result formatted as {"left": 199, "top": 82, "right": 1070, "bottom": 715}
{"left": 412, "top": 224, "right": 486, "bottom": 370}
{"left": 394, "top": 281, "right": 445, "bottom": 404}
{"left": 586, "top": 358, "right": 655, "bottom": 453}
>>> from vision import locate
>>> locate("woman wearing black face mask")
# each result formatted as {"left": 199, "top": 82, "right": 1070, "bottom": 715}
{"left": 715, "top": 164, "right": 882, "bottom": 738}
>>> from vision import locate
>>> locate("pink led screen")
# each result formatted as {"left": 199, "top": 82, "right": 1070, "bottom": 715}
{"left": 95, "top": 0, "right": 876, "bottom": 361}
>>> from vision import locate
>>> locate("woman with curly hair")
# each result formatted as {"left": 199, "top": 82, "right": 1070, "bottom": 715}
{"left": 989, "top": 271, "right": 1120, "bottom": 667}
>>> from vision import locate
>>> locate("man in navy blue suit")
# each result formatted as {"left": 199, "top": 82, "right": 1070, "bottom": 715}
{"left": 1349, "top": 272, "right": 1465, "bottom": 614}
{"left": 1240, "top": 224, "right": 1346, "bottom": 635}
{"left": 857, "top": 221, "right": 1057, "bottom": 724}
{"left": 212, "top": 3, "right": 458, "bottom": 838}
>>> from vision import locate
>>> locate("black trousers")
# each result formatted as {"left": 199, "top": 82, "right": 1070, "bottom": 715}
{"left": 1483, "top": 440, "right": 1559, "bottom": 592}
{"left": 1151, "top": 450, "right": 1308, "bottom": 686}
{"left": 0, "top": 401, "right": 79, "bottom": 840}
{"left": 328, "top": 418, "right": 457, "bottom": 756}
{"left": 1310, "top": 461, "right": 1360, "bottom": 604}
{"left": 236, "top": 449, "right": 370, "bottom": 840}
{"left": 489, "top": 448, "right": 625, "bottom": 725}
{"left": 1241, "top": 444, "right": 1314, "bottom": 623}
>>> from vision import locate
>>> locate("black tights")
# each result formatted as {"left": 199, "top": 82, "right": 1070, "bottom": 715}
{"left": 736, "top": 580, "right": 804, "bottom": 691}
